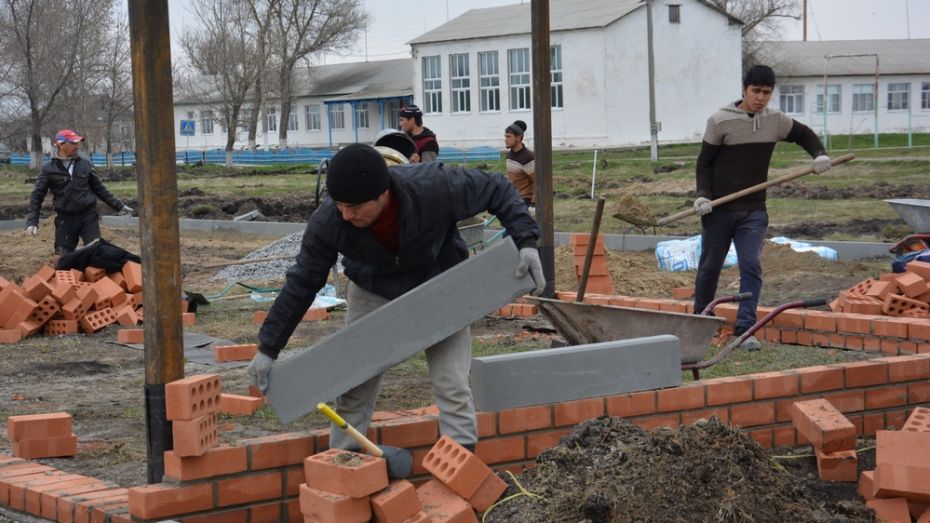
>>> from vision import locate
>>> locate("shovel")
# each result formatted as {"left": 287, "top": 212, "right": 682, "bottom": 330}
{"left": 317, "top": 402, "right": 413, "bottom": 479}
{"left": 615, "top": 153, "right": 854, "bottom": 227}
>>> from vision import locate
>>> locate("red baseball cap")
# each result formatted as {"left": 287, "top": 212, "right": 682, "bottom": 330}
{"left": 54, "top": 129, "right": 84, "bottom": 144}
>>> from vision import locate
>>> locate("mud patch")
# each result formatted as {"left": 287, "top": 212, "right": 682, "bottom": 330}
{"left": 769, "top": 181, "right": 930, "bottom": 200}
{"left": 770, "top": 218, "right": 903, "bottom": 239}
{"left": 483, "top": 417, "right": 869, "bottom": 523}
{"left": 13, "top": 361, "right": 112, "bottom": 377}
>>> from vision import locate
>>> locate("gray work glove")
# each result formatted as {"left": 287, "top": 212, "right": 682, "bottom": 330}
{"left": 26, "top": 225, "right": 38, "bottom": 236}
{"left": 693, "top": 197, "right": 713, "bottom": 217}
{"left": 812, "top": 154, "right": 832, "bottom": 174}
{"left": 515, "top": 247, "right": 546, "bottom": 296}
{"left": 248, "top": 351, "right": 275, "bottom": 393}
{"left": 118, "top": 205, "right": 134, "bottom": 216}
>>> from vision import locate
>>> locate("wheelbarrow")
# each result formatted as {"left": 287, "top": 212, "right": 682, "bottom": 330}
{"left": 530, "top": 293, "right": 828, "bottom": 379}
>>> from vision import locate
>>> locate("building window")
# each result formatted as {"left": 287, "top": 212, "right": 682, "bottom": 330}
{"left": 888, "top": 82, "right": 910, "bottom": 111}
{"left": 508, "top": 48, "right": 531, "bottom": 111}
{"left": 200, "top": 110, "right": 214, "bottom": 135}
{"left": 550, "top": 45, "right": 563, "bottom": 109}
{"left": 779, "top": 85, "right": 803, "bottom": 115}
{"left": 921, "top": 82, "right": 929, "bottom": 110}
{"left": 852, "top": 84, "right": 875, "bottom": 112}
{"left": 478, "top": 51, "right": 500, "bottom": 113}
{"left": 305, "top": 105, "right": 321, "bottom": 131}
{"left": 450, "top": 53, "right": 471, "bottom": 113}
{"left": 668, "top": 4, "right": 681, "bottom": 23}
{"left": 387, "top": 100, "right": 403, "bottom": 127}
{"left": 330, "top": 104, "right": 345, "bottom": 130}
{"left": 815, "top": 84, "right": 841, "bottom": 113}
{"left": 287, "top": 109, "right": 298, "bottom": 131}
{"left": 266, "top": 107, "right": 277, "bottom": 132}
{"left": 422, "top": 55, "right": 442, "bottom": 114}
{"left": 355, "top": 103, "right": 369, "bottom": 128}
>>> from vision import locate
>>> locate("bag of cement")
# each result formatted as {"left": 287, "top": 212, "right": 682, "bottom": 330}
{"left": 655, "top": 236, "right": 737, "bottom": 272}
{"left": 769, "top": 236, "right": 838, "bottom": 261}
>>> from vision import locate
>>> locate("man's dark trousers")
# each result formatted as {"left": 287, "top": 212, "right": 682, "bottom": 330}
{"left": 54, "top": 209, "right": 101, "bottom": 255}
{"left": 693, "top": 209, "right": 768, "bottom": 333}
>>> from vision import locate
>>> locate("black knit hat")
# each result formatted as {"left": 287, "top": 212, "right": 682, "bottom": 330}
{"left": 326, "top": 144, "right": 390, "bottom": 204}
{"left": 505, "top": 120, "right": 527, "bottom": 136}
{"left": 398, "top": 104, "right": 422, "bottom": 118}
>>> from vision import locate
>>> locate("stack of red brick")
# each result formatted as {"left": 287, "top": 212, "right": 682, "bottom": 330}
{"left": 6, "top": 412, "right": 77, "bottom": 460}
{"left": 299, "top": 435, "right": 507, "bottom": 522}
{"left": 858, "top": 406, "right": 930, "bottom": 522}
{"left": 791, "top": 399, "right": 858, "bottom": 482}
{"left": 831, "top": 260, "right": 930, "bottom": 318}
{"left": 570, "top": 234, "right": 615, "bottom": 295}
{"left": 166, "top": 374, "right": 222, "bottom": 457}
{"left": 0, "top": 261, "right": 143, "bottom": 344}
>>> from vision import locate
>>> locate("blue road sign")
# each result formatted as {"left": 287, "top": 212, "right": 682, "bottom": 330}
{"left": 180, "top": 120, "right": 196, "bottom": 136}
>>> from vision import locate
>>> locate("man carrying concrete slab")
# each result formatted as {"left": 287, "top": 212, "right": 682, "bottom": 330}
{"left": 248, "top": 143, "right": 544, "bottom": 451}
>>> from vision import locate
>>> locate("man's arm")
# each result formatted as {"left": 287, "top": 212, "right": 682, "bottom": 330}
{"left": 695, "top": 117, "right": 721, "bottom": 199}
{"left": 87, "top": 165, "right": 125, "bottom": 211}
{"left": 784, "top": 119, "right": 826, "bottom": 158}
{"left": 419, "top": 139, "right": 439, "bottom": 163}
{"left": 26, "top": 169, "right": 50, "bottom": 226}
{"left": 446, "top": 166, "right": 539, "bottom": 249}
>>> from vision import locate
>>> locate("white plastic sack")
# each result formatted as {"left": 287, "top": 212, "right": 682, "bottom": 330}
{"left": 769, "top": 236, "right": 837, "bottom": 261}
{"left": 655, "top": 235, "right": 736, "bottom": 272}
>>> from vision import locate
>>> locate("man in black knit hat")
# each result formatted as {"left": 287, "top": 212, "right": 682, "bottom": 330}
{"left": 504, "top": 120, "right": 536, "bottom": 214}
{"left": 692, "top": 65, "right": 832, "bottom": 351}
{"left": 248, "top": 143, "right": 543, "bottom": 451}
{"left": 398, "top": 104, "right": 439, "bottom": 163}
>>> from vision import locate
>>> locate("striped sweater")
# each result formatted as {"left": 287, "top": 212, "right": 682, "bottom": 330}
{"left": 695, "top": 101, "right": 825, "bottom": 211}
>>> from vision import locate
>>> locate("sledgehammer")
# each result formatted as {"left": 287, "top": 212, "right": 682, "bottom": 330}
{"left": 317, "top": 402, "right": 413, "bottom": 479}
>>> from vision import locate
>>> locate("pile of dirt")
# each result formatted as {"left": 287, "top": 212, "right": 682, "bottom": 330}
{"left": 484, "top": 417, "right": 869, "bottom": 523}
{"left": 610, "top": 191, "right": 657, "bottom": 227}
{"left": 554, "top": 246, "right": 694, "bottom": 299}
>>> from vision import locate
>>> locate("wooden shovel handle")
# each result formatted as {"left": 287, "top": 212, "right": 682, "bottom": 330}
{"left": 317, "top": 403, "right": 383, "bottom": 457}
{"left": 656, "top": 153, "right": 855, "bottom": 226}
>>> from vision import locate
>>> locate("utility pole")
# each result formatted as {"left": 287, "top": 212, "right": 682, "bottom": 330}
{"left": 803, "top": 0, "right": 808, "bottom": 41}
{"left": 646, "top": 0, "right": 659, "bottom": 161}
{"left": 531, "top": 0, "right": 554, "bottom": 297}
{"left": 127, "top": 0, "right": 185, "bottom": 484}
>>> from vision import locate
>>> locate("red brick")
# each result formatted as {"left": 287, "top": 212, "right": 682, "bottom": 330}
{"left": 730, "top": 402, "right": 775, "bottom": 427}
{"left": 497, "top": 405, "right": 551, "bottom": 434}
{"left": 376, "top": 416, "right": 438, "bottom": 448}
{"left": 80, "top": 496, "right": 128, "bottom": 523}
{"left": 863, "top": 412, "right": 885, "bottom": 436}
{"left": 867, "top": 497, "right": 912, "bottom": 522}
{"left": 13, "top": 433, "right": 77, "bottom": 459}
{"left": 165, "top": 374, "right": 221, "bottom": 421}
{"left": 842, "top": 360, "right": 888, "bottom": 387}
{"left": 7, "top": 472, "right": 79, "bottom": 511}
{"left": 858, "top": 469, "right": 875, "bottom": 500}
{"left": 815, "top": 448, "right": 857, "bottom": 482}
{"left": 656, "top": 384, "right": 705, "bottom": 413}
{"left": 553, "top": 398, "right": 604, "bottom": 425}
{"left": 423, "top": 436, "right": 491, "bottom": 499}
{"left": 836, "top": 315, "right": 872, "bottom": 334}
{"left": 751, "top": 371, "right": 798, "bottom": 399}
{"left": 164, "top": 445, "right": 247, "bottom": 482}
{"left": 866, "top": 386, "right": 908, "bottom": 410}
{"left": 253, "top": 310, "right": 268, "bottom": 324}
{"left": 605, "top": 391, "right": 656, "bottom": 417}
{"left": 121, "top": 261, "right": 142, "bottom": 293}
{"left": 873, "top": 462, "right": 930, "bottom": 503}
{"left": 40, "top": 479, "right": 114, "bottom": 520}
{"left": 748, "top": 429, "right": 773, "bottom": 448}
{"left": 182, "top": 312, "right": 196, "bottom": 326}
{"left": 57, "top": 487, "right": 127, "bottom": 523}
{"left": 475, "top": 436, "right": 524, "bottom": 465}
{"left": 797, "top": 365, "right": 844, "bottom": 393}
{"left": 895, "top": 272, "right": 927, "bottom": 297}
{"left": 773, "top": 426, "right": 796, "bottom": 448}
{"left": 116, "top": 328, "right": 143, "bottom": 344}
{"left": 219, "top": 393, "right": 263, "bottom": 416}
{"left": 370, "top": 479, "right": 420, "bottom": 523}
{"left": 299, "top": 483, "right": 370, "bottom": 522}
{"left": 79, "top": 307, "right": 117, "bottom": 333}
{"left": 217, "top": 470, "right": 282, "bottom": 507}
{"left": 7, "top": 412, "right": 72, "bottom": 441}
{"left": 0, "top": 328, "right": 22, "bottom": 344}
{"left": 908, "top": 261, "right": 930, "bottom": 280}
{"left": 671, "top": 287, "right": 694, "bottom": 300}
{"left": 912, "top": 382, "right": 930, "bottom": 404}
{"left": 466, "top": 472, "right": 506, "bottom": 513}
{"left": 633, "top": 414, "right": 680, "bottom": 431}
{"left": 302, "top": 307, "right": 331, "bottom": 321}
{"left": 886, "top": 355, "right": 930, "bottom": 382}
{"left": 877, "top": 429, "right": 930, "bottom": 469}
{"left": 249, "top": 502, "right": 282, "bottom": 523}
{"left": 416, "top": 479, "right": 478, "bottom": 523}
{"left": 172, "top": 412, "right": 217, "bottom": 457}
{"left": 791, "top": 398, "right": 856, "bottom": 453}
{"left": 872, "top": 318, "right": 910, "bottom": 338}
{"left": 881, "top": 339, "right": 900, "bottom": 355}
{"left": 304, "top": 448, "right": 388, "bottom": 498}
{"left": 804, "top": 311, "right": 837, "bottom": 332}
{"left": 884, "top": 293, "right": 930, "bottom": 317}
{"left": 213, "top": 343, "right": 257, "bottom": 362}
{"left": 704, "top": 377, "right": 752, "bottom": 406}
{"left": 243, "top": 432, "right": 314, "bottom": 470}
{"left": 910, "top": 321, "right": 930, "bottom": 341}
{"left": 476, "top": 411, "right": 496, "bottom": 438}
{"left": 526, "top": 429, "right": 570, "bottom": 459}
{"left": 127, "top": 483, "right": 212, "bottom": 520}
{"left": 887, "top": 410, "right": 908, "bottom": 430}
{"left": 823, "top": 390, "right": 865, "bottom": 413}
{"left": 45, "top": 319, "right": 78, "bottom": 336}
{"left": 772, "top": 309, "right": 805, "bottom": 328}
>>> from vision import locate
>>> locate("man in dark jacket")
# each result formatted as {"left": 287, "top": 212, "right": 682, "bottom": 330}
{"left": 692, "top": 65, "right": 831, "bottom": 350}
{"left": 26, "top": 129, "right": 133, "bottom": 255}
{"left": 248, "top": 143, "right": 543, "bottom": 451}
{"left": 398, "top": 104, "right": 439, "bottom": 163}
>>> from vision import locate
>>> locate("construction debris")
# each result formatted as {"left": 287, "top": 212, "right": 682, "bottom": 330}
{"left": 832, "top": 260, "right": 930, "bottom": 317}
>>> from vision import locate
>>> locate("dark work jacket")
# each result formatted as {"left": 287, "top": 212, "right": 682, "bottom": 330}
{"left": 257, "top": 161, "right": 539, "bottom": 358}
{"left": 27, "top": 155, "right": 124, "bottom": 226}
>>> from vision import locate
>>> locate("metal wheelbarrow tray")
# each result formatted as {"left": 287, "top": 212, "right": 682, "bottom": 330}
{"left": 886, "top": 199, "right": 930, "bottom": 234}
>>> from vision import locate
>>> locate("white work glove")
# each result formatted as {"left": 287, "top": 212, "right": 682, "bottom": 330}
{"left": 247, "top": 351, "right": 275, "bottom": 393}
{"left": 812, "top": 154, "right": 832, "bottom": 174}
{"left": 693, "top": 197, "right": 713, "bottom": 217}
{"left": 26, "top": 225, "right": 38, "bottom": 236}
{"left": 118, "top": 205, "right": 134, "bottom": 216}
{"left": 515, "top": 247, "right": 545, "bottom": 296}
{"left": 527, "top": 205, "right": 536, "bottom": 218}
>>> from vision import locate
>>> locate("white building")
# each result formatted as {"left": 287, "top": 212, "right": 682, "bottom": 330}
{"left": 759, "top": 39, "right": 930, "bottom": 139}
{"left": 173, "top": 59, "right": 413, "bottom": 151}
{"left": 407, "top": 0, "right": 743, "bottom": 149}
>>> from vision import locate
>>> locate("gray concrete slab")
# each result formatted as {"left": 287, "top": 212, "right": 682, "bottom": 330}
{"left": 470, "top": 335, "right": 681, "bottom": 411}
{"left": 102, "top": 216, "right": 306, "bottom": 237}
{"left": 265, "top": 238, "right": 535, "bottom": 424}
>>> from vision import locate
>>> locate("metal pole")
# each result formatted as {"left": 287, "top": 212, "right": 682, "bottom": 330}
{"left": 803, "top": 0, "right": 808, "bottom": 41}
{"left": 530, "top": 0, "right": 554, "bottom": 297}
{"left": 590, "top": 149, "right": 597, "bottom": 200}
{"left": 127, "top": 0, "right": 184, "bottom": 484}
{"left": 874, "top": 56, "right": 880, "bottom": 148}
{"left": 646, "top": 0, "right": 659, "bottom": 161}
{"left": 823, "top": 58, "right": 829, "bottom": 150}
{"left": 575, "top": 198, "right": 605, "bottom": 302}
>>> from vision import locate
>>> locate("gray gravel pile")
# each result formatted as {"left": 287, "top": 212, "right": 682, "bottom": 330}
{"left": 211, "top": 233, "right": 303, "bottom": 282}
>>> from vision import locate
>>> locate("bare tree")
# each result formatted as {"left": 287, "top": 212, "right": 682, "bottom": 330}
{"left": 97, "top": 13, "right": 133, "bottom": 169}
{"left": 246, "top": 0, "right": 274, "bottom": 149}
{"left": 707, "top": 0, "right": 802, "bottom": 66}
{"left": 0, "top": 0, "right": 99, "bottom": 168}
{"left": 267, "top": 0, "right": 367, "bottom": 147}
{"left": 181, "top": 0, "right": 267, "bottom": 167}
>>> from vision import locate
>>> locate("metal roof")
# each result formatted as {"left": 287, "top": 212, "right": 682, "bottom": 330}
{"left": 408, "top": 0, "right": 739, "bottom": 45}
{"left": 759, "top": 39, "right": 930, "bottom": 77}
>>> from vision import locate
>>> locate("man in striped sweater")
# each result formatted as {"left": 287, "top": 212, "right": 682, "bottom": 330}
{"left": 692, "top": 65, "right": 833, "bottom": 350}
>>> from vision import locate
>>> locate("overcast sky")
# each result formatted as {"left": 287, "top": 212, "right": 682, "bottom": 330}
{"left": 166, "top": 0, "right": 930, "bottom": 64}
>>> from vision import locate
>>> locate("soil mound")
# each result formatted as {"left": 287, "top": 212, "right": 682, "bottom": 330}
{"left": 484, "top": 417, "right": 854, "bottom": 523}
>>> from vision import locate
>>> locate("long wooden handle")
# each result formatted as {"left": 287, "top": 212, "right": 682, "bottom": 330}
{"left": 656, "top": 153, "right": 855, "bottom": 226}
{"left": 202, "top": 254, "right": 294, "bottom": 269}
{"left": 317, "top": 403, "right": 383, "bottom": 457}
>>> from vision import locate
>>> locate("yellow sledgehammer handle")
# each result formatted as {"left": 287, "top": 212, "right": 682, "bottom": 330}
{"left": 317, "top": 403, "right": 383, "bottom": 457}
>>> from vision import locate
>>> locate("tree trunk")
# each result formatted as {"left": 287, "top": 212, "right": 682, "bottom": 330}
{"left": 247, "top": 77, "right": 263, "bottom": 149}
{"left": 30, "top": 133, "right": 43, "bottom": 170}
{"left": 225, "top": 105, "right": 240, "bottom": 168}
{"left": 105, "top": 124, "right": 114, "bottom": 169}
{"left": 278, "top": 69, "right": 291, "bottom": 148}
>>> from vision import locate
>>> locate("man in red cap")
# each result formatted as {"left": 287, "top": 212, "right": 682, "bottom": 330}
{"left": 26, "top": 129, "right": 134, "bottom": 255}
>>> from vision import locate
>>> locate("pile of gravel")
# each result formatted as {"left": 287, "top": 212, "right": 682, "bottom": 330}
{"left": 211, "top": 233, "right": 303, "bottom": 282}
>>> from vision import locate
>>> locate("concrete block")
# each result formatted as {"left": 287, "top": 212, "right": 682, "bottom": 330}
{"left": 266, "top": 238, "right": 534, "bottom": 423}
{"left": 471, "top": 335, "right": 681, "bottom": 411}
